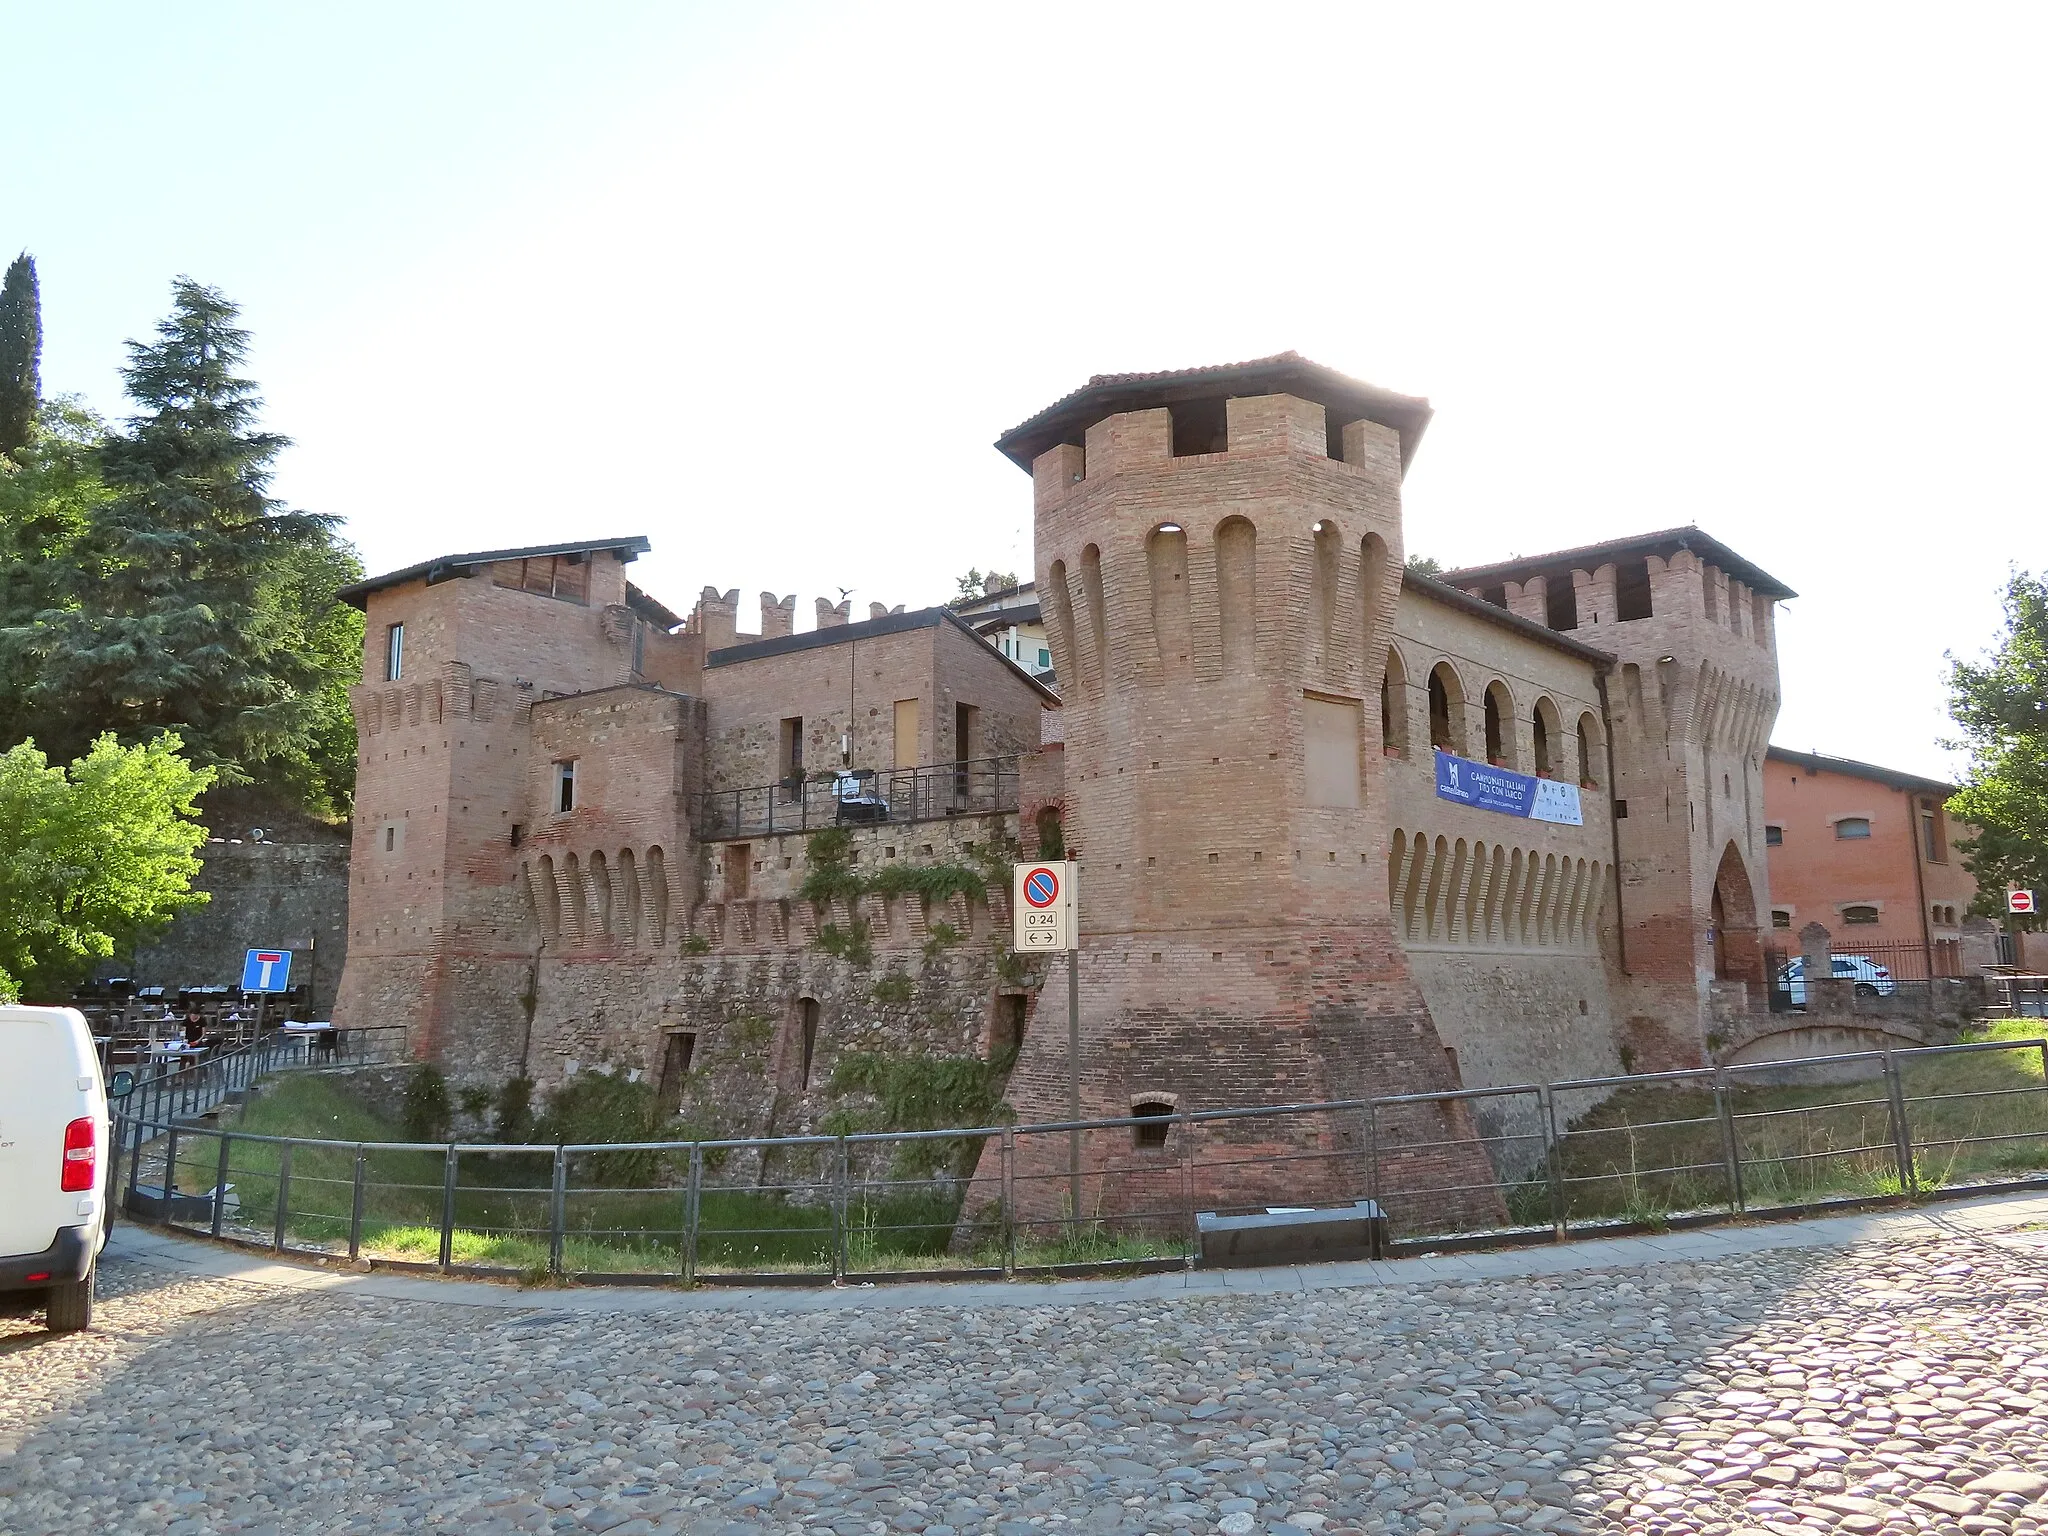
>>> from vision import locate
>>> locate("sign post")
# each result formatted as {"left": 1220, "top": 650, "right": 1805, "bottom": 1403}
{"left": 1014, "top": 862, "right": 1080, "bottom": 1226}
{"left": 241, "top": 948, "right": 293, "bottom": 1038}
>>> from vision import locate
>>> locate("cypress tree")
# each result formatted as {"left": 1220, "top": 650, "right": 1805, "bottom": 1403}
{"left": 24, "top": 278, "right": 341, "bottom": 776}
{"left": 0, "top": 252, "right": 40, "bottom": 460}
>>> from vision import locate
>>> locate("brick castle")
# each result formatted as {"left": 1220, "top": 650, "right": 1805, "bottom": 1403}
{"left": 334, "top": 352, "right": 1790, "bottom": 1216}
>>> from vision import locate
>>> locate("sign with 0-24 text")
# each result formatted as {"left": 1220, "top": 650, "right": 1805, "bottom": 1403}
{"left": 240, "top": 948, "right": 293, "bottom": 993}
{"left": 1433, "top": 749, "right": 1584, "bottom": 826}
{"left": 1012, "top": 862, "right": 1078, "bottom": 952}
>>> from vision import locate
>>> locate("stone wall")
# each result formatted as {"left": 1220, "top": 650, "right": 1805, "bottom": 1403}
{"left": 130, "top": 839, "right": 351, "bottom": 1016}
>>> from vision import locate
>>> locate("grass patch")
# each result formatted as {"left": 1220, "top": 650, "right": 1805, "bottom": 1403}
{"left": 157, "top": 1074, "right": 980, "bottom": 1277}
{"left": 1544, "top": 1031, "right": 2048, "bottom": 1225}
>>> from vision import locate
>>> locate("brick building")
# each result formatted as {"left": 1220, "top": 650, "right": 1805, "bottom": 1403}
{"left": 1762, "top": 747, "right": 1976, "bottom": 974}
{"left": 334, "top": 352, "right": 1796, "bottom": 1218}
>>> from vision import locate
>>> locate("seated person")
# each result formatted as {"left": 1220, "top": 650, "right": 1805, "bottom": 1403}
{"left": 181, "top": 1005, "right": 208, "bottom": 1046}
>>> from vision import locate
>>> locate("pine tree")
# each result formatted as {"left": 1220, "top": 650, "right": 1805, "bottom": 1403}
{"left": 22, "top": 278, "right": 342, "bottom": 778}
{"left": 0, "top": 252, "right": 40, "bottom": 460}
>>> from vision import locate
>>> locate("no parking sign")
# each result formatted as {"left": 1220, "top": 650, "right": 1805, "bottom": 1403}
{"left": 1012, "top": 862, "right": 1077, "bottom": 951}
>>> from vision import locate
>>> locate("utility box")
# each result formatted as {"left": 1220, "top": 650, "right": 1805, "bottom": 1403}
{"left": 1196, "top": 1200, "right": 1386, "bottom": 1268}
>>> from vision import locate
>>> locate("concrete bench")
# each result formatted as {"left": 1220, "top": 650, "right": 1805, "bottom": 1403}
{"left": 1195, "top": 1200, "right": 1387, "bottom": 1268}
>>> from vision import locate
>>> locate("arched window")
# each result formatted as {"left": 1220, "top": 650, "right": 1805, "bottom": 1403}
{"left": 1381, "top": 648, "right": 1409, "bottom": 758}
{"left": 1842, "top": 905, "right": 1880, "bottom": 925}
{"left": 1131, "top": 1093, "right": 1177, "bottom": 1149}
{"left": 1576, "top": 712, "right": 1601, "bottom": 789}
{"left": 1532, "top": 697, "right": 1561, "bottom": 779}
{"left": 1035, "top": 805, "right": 1065, "bottom": 859}
{"left": 1428, "top": 664, "right": 1464, "bottom": 754}
{"left": 1835, "top": 817, "right": 1872, "bottom": 840}
{"left": 1483, "top": 681, "right": 1514, "bottom": 768}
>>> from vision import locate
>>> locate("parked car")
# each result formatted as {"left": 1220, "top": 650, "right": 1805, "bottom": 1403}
{"left": 1775, "top": 955, "right": 1898, "bottom": 1006}
{"left": 0, "top": 1005, "right": 134, "bottom": 1332}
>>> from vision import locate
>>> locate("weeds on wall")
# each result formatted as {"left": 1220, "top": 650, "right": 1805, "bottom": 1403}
{"left": 922, "top": 921, "right": 963, "bottom": 962}
{"left": 870, "top": 971, "right": 916, "bottom": 1006}
{"left": 815, "top": 917, "right": 875, "bottom": 968}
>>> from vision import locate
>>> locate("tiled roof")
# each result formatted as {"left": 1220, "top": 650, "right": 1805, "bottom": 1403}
{"left": 337, "top": 537, "right": 651, "bottom": 609}
{"left": 995, "top": 352, "right": 1432, "bottom": 472}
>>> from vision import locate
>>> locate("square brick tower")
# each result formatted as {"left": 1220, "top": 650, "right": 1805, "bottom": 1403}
{"left": 989, "top": 354, "right": 1499, "bottom": 1221}
{"left": 1442, "top": 531, "right": 1792, "bottom": 1069}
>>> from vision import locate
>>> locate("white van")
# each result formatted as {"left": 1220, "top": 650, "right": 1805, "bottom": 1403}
{"left": 0, "top": 1005, "right": 134, "bottom": 1332}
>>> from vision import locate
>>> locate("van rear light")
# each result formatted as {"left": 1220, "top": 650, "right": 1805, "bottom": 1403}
{"left": 61, "top": 1117, "right": 95, "bottom": 1192}
{"left": 1875, "top": 967, "right": 1890, "bottom": 978}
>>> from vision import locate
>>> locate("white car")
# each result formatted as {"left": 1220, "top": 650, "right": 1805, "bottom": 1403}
{"left": 1775, "top": 955, "right": 1899, "bottom": 1006}
{"left": 0, "top": 1005, "right": 135, "bottom": 1332}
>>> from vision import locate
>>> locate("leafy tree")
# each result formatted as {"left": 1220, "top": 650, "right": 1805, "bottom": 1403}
{"left": 953, "top": 567, "right": 1021, "bottom": 603}
{"left": 0, "top": 252, "right": 38, "bottom": 461}
{"left": 0, "top": 401, "right": 115, "bottom": 742}
{"left": 1405, "top": 554, "right": 1443, "bottom": 577}
{"left": 8, "top": 278, "right": 355, "bottom": 810}
{"left": 0, "top": 732, "right": 213, "bottom": 1001}
{"left": 1948, "top": 570, "right": 2048, "bottom": 925}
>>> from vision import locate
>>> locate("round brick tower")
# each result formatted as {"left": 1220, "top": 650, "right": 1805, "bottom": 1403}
{"left": 986, "top": 354, "right": 1500, "bottom": 1226}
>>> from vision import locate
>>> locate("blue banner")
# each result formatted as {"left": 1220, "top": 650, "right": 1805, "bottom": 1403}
{"left": 1433, "top": 750, "right": 1584, "bottom": 826}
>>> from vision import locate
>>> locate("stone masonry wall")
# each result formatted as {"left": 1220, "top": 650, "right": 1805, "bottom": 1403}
{"left": 130, "top": 839, "right": 351, "bottom": 1016}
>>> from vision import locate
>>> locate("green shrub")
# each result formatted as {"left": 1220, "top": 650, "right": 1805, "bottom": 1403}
{"left": 457, "top": 1085, "right": 494, "bottom": 1120}
{"left": 494, "top": 1076, "right": 535, "bottom": 1143}
{"left": 537, "top": 1069, "right": 678, "bottom": 1186}
{"left": 827, "top": 1050, "right": 1015, "bottom": 1175}
{"left": 923, "top": 921, "right": 963, "bottom": 962}
{"left": 402, "top": 1065, "right": 452, "bottom": 1142}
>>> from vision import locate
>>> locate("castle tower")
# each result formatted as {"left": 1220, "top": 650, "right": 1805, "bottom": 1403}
{"left": 1443, "top": 531, "right": 1792, "bottom": 1068}
{"left": 988, "top": 354, "right": 1499, "bottom": 1221}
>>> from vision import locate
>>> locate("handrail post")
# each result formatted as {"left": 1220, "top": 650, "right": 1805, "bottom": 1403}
{"left": 273, "top": 1141, "right": 293, "bottom": 1252}
{"left": 684, "top": 1144, "right": 703, "bottom": 1287}
{"left": 1713, "top": 1066, "right": 1745, "bottom": 1212}
{"left": 348, "top": 1146, "right": 367, "bottom": 1261}
{"left": 1363, "top": 1099, "right": 1380, "bottom": 1218}
{"left": 127, "top": 1106, "right": 145, "bottom": 1210}
{"left": 165, "top": 1120, "right": 181, "bottom": 1207}
{"left": 211, "top": 1131, "right": 232, "bottom": 1238}
{"left": 548, "top": 1146, "right": 568, "bottom": 1277}
{"left": 1178, "top": 1112, "right": 1198, "bottom": 1269}
{"left": 1881, "top": 1049, "right": 1917, "bottom": 1196}
{"left": 999, "top": 1125, "right": 1016, "bottom": 1278}
{"left": 439, "top": 1145, "right": 458, "bottom": 1272}
{"left": 832, "top": 1136, "right": 851, "bottom": 1279}
{"left": 1538, "top": 1085, "right": 1567, "bottom": 1242}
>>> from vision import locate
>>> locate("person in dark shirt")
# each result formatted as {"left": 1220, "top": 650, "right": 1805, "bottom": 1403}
{"left": 181, "top": 1005, "right": 207, "bottom": 1046}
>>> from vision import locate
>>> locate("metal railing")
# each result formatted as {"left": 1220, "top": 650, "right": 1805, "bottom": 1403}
{"left": 112, "top": 1036, "right": 2048, "bottom": 1284}
{"left": 110, "top": 1025, "right": 411, "bottom": 1154}
{"left": 693, "top": 756, "right": 1019, "bottom": 841}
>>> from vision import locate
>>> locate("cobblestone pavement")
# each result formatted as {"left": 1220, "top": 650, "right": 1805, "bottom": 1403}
{"left": 2, "top": 1215, "right": 2046, "bottom": 1536}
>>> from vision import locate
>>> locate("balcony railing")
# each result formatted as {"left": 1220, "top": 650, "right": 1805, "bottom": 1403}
{"left": 693, "top": 755, "right": 1019, "bottom": 841}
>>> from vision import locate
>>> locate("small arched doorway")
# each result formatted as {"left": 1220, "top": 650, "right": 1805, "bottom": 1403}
{"left": 1709, "top": 842, "right": 1761, "bottom": 984}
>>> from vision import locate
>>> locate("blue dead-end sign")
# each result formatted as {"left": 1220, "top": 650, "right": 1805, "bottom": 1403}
{"left": 241, "top": 948, "right": 293, "bottom": 993}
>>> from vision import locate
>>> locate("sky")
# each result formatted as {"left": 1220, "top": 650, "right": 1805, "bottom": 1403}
{"left": 7, "top": 2, "right": 2041, "bottom": 780}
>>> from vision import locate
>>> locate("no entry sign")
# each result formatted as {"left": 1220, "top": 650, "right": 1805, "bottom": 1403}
{"left": 2010, "top": 888, "right": 2036, "bottom": 916}
{"left": 1013, "top": 861, "right": 1077, "bottom": 951}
